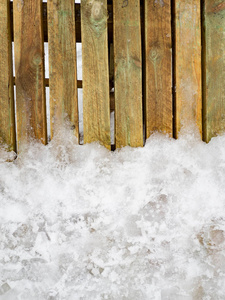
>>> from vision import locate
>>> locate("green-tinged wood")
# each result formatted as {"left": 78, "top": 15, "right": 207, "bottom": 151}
{"left": 114, "top": 0, "right": 143, "bottom": 148}
{"left": 13, "top": 77, "right": 82, "bottom": 89}
{"left": 48, "top": 0, "right": 79, "bottom": 140}
{"left": 175, "top": 0, "right": 202, "bottom": 137}
{"left": 14, "top": 0, "right": 47, "bottom": 151}
{"left": 0, "top": 0, "right": 16, "bottom": 152}
{"left": 81, "top": 0, "right": 111, "bottom": 149}
{"left": 203, "top": 1, "right": 225, "bottom": 142}
{"left": 10, "top": 3, "right": 114, "bottom": 44}
{"left": 144, "top": 0, "right": 172, "bottom": 138}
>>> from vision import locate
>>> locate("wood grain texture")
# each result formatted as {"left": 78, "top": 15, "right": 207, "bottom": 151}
{"left": 81, "top": 0, "right": 111, "bottom": 149}
{"left": 144, "top": 0, "right": 172, "bottom": 138}
{"left": 48, "top": 0, "right": 79, "bottom": 140}
{"left": 14, "top": 0, "right": 47, "bottom": 151}
{"left": 10, "top": 3, "right": 113, "bottom": 44}
{"left": 203, "top": 0, "right": 225, "bottom": 142}
{"left": 114, "top": 0, "right": 143, "bottom": 148}
{"left": 174, "top": 0, "right": 202, "bottom": 137}
{"left": 13, "top": 77, "right": 82, "bottom": 89}
{"left": 0, "top": 0, "right": 16, "bottom": 152}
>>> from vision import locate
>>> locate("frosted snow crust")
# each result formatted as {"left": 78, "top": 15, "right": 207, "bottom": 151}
{"left": 1, "top": 126, "right": 225, "bottom": 299}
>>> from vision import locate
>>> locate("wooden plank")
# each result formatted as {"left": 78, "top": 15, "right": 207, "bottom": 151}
{"left": 174, "top": 0, "right": 202, "bottom": 137}
{"left": 203, "top": 1, "right": 225, "bottom": 142}
{"left": 0, "top": 0, "right": 16, "bottom": 152}
{"left": 10, "top": 3, "right": 113, "bottom": 43}
{"left": 13, "top": 77, "right": 83, "bottom": 89}
{"left": 144, "top": 0, "right": 172, "bottom": 138}
{"left": 113, "top": 0, "right": 143, "bottom": 148}
{"left": 14, "top": 0, "right": 47, "bottom": 151}
{"left": 48, "top": 0, "right": 79, "bottom": 140}
{"left": 81, "top": 0, "right": 111, "bottom": 149}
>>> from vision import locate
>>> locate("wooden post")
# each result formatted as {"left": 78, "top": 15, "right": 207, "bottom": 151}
{"left": 174, "top": 0, "right": 202, "bottom": 137}
{"left": 113, "top": 0, "right": 143, "bottom": 148}
{"left": 48, "top": 0, "right": 79, "bottom": 140}
{"left": 144, "top": 0, "right": 172, "bottom": 138}
{"left": 203, "top": 1, "right": 225, "bottom": 142}
{"left": 0, "top": 0, "right": 16, "bottom": 152}
{"left": 14, "top": 0, "right": 47, "bottom": 151}
{"left": 81, "top": 0, "right": 111, "bottom": 150}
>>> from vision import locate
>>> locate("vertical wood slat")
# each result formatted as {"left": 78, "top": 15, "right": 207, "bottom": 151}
{"left": 48, "top": 0, "right": 79, "bottom": 140}
{"left": 203, "top": 1, "right": 225, "bottom": 142}
{"left": 113, "top": 0, "right": 143, "bottom": 148}
{"left": 144, "top": 0, "right": 172, "bottom": 139}
{"left": 14, "top": 0, "right": 47, "bottom": 151}
{"left": 174, "top": 0, "right": 202, "bottom": 137}
{"left": 81, "top": 0, "right": 111, "bottom": 150}
{"left": 0, "top": 0, "right": 16, "bottom": 152}
{"left": 0, "top": 0, "right": 16, "bottom": 151}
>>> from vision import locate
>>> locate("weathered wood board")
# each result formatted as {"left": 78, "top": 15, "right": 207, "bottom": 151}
{"left": 48, "top": 0, "right": 79, "bottom": 140}
{"left": 14, "top": 0, "right": 47, "bottom": 151}
{"left": 10, "top": 3, "right": 113, "bottom": 44}
{"left": 114, "top": 0, "right": 143, "bottom": 148}
{"left": 144, "top": 0, "right": 172, "bottom": 138}
{"left": 174, "top": 0, "right": 202, "bottom": 137}
{"left": 0, "top": 0, "right": 16, "bottom": 152}
{"left": 81, "top": 0, "right": 111, "bottom": 149}
{"left": 203, "top": 1, "right": 225, "bottom": 142}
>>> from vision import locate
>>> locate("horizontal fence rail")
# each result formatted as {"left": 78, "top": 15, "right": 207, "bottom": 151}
{"left": 0, "top": 0, "right": 225, "bottom": 153}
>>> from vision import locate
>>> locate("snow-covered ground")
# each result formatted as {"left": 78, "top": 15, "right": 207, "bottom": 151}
{"left": 1, "top": 126, "right": 225, "bottom": 299}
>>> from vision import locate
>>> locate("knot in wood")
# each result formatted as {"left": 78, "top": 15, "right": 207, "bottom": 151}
{"left": 91, "top": 2, "right": 103, "bottom": 21}
{"left": 17, "top": 0, "right": 24, "bottom": 12}
{"left": 52, "top": 0, "right": 60, "bottom": 8}
{"left": 32, "top": 53, "right": 42, "bottom": 66}
{"left": 154, "top": 0, "right": 165, "bottom": 8}
{"left": 149, "top": 48, "right": 161, "bottom": 63}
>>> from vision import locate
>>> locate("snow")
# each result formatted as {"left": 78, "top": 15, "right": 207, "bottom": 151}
{"left": 1, "top": 125, "right": 225, "bottom": 299}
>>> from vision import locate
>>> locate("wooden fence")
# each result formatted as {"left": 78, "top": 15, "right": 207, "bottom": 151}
{"left": 0, "top": 0, "right": 225, "bottom": 152}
